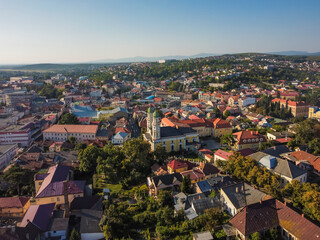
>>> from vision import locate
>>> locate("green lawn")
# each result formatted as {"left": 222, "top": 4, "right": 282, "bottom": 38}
{"left": 93, "top": 174, "right": 122, "bottom": 193}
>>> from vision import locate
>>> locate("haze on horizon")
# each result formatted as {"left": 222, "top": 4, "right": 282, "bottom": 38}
{"left": 0, "top": 0, "right": 319, "bottom": 65}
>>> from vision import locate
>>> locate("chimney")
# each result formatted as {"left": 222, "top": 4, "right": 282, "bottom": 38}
{"left": 63, "top": 180, "right": 70, "bottom": 218}
{"left": 236, "top": 187, "right": 239, "bottom": 193}
{"left": 260, "top": 200, "right": 262, "bottom": 204}
{"left": 284, "top": 201, "right": 287, "bottom": 206}
{"left": 221, "top": 177, "right": 224, "bottom": 182}
{"left": 241, "top": 185, "right": 244, "bottom": 191}
{"left": 273, "top": 146, "right": 276, "bottom": 150}
{"left": 302, "top": 213, "right": 304, "bottom": 218}
{"left": 251, "top": 131, "right": 254, "bottom": 135}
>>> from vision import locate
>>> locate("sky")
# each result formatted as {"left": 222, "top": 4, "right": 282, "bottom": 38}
{"left": 0, "top": 0, "right": 319, "bottom": 64}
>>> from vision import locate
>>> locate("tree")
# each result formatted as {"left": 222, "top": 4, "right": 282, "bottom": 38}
{"left": 69, "top": 136, "right": 76, "bottom": 144}
{"left": 220, "top": 133, "right": 235, "bottom": 147}
{"left": 1, "top": 166, "right": 35, "bottom": 196}
{"left": 70, "top": 228, "right": 81, "bottom": 240}
{"left": 223, "top": 110, "right": 231, "bottom": 119}
{"left": 153, "top": 145, "right": 168, "bottom": 165}
{"left": 213, "top": 107, "right": 221, "bottom": 118}
{"left": 158, "top": 190, "right": 174, "bottom": 208}
{"left": 58, "top": 113, "right": 80, "bottom": 125}
{"left": 308, "top": 138, "right": 320, "bottom": 155}
{"left": 250, "top": 232, "right": 261, "bottom": 240}
{"left": 181, "top": 175, "right": 192, "bottom": 194}
{"left": 79, "top": 145, "right": 101, "bottom": 174}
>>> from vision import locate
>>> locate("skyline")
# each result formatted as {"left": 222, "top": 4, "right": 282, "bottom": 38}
{"left": 0, "top": 0, "right": 320, "bottom": 64}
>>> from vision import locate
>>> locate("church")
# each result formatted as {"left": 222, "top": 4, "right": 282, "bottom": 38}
{"left": 143, "top": 108, "right": 199, "bottom": 152}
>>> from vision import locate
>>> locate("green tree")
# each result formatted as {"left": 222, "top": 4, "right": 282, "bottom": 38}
{"left": 79, "top": 145, "right": 101, "bottom": 174}
{"left": 154, "top": 145, "right": 168, "bottom": 165}
{"left": 70, "top": 228, "right": 81, "bottom": 240}
{"left": 223, "top": 110, "right": 231, "bottom": 119}
{"left": 158, "top": 190, "right": 174, "bottom": 208}
{"left": 181, "top": 175, "right": 192, "bottom": 194}
{"left": 308, "top": 138, "right": 320, "bottom": 155}
{"left": 58, "top": 113, "right": 80, "bottom": 124}
{"left": 250, "top": 232, "right": 261, "bottom": 240}
{"left": 69, "top": 136, "right": 76, "bottom": 144}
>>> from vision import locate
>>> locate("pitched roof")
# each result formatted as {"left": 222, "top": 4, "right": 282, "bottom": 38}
{"left": 36, "top": 180, "right": 85, "bottom": 198}
{"left": 213, "top": 118, "right": 232, "bottom": 129}
{"left": 214, "top": 149, "right": 233, "bottom": 160}
{"left": 168, "top": 159, "right": 188, "bottom": 170}
{"left": 200, "top": 163, "right": 219, "bottom": 176}
{"left": 151, "top": 173, "right": 183, "bottom": 187}
{"left": 160, "top": 126, "right": 197, "bottom": 138}
{"left": 181, "top": 168, "right": 205, "bottom": 181}
{"left": 20, "top": 203, "right": 55, "bottom": 231}
{"left": 43, "top": 124, "right": 98, "bottom": 134}
{"left": 233, "top": 131, "right": 266, "bottom": 145}
{"left": 0, "top": 197, "right": 30, "bottom": 209}
{"left": 229, "top": 199, "right": 320, "bottom": 239}
{"left": 222, "top": 182, "right": 271, "bottom": 209}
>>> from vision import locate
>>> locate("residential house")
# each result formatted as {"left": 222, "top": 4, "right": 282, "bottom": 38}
{"left": 214, "top": 149, "right": 233, "bottom": 162}
{"left": 229, "top": 199, "right": 320, "bottom": 240}
{"left": 220, "top": 182, "right": 271, "bottom": 216}
{"left": 232, "top": 130, "right": 266, "bottom": 150}
{"left": 0, "top": 144, "right": 18, "bottom": 170}
{"left": 167, "top": 159, "right": 188, "bottom": 173}
{"left": 283, "top": 150, "right": 320, "bottom": 175}
{"left": 147, "top": 173, "right": 183, "bottom": 195}
{"left": 111, "top": 131, "right": 129, "bottom": 145}
{"left": 34, "top": 164, "right": 85, "bottom": 206}
{"left": 248, "top": 152, "right": 308, "bottom": 184}
{"left": 0, "top": 197, "right": 30, "bottom": 217}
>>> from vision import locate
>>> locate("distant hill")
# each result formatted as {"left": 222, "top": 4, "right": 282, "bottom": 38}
{"left": 90, "top": 53, "right": 218, "bottom": 63}
{"left": 267, "top": 51, "right": 320, "bottom": 56}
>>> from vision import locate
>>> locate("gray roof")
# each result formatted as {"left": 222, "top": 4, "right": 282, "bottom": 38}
{"left": 80, "top": 209, "right": 103, "bottom": 234}
{"left": 192, "top": 197, "right": 220, "bottom": 214}
{"left": 222, "top": 182, "right": 267, "bottom": 209}
{"left": 160, "top": 126, "right": 197, "bottom": 138}
{"left": 193, "top": 231, "right": 213, "bottom": 240}
{"left": 48, "top": 217, "right": 69, "bottom": 232}
{"left": 248, "top": 152, "right": 306, "bottom": 179}
{"left": 0, "top": 144, "right": 17, "bottom": 156}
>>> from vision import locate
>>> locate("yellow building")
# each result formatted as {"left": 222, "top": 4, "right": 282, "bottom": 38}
{"left": 167, "top": 160, "right": 188, "bottom": 173}
{"left": 232, "top": 130, "right": 267, "bottom": 150}
{"left": 0, "top": 197, "right": 30, "bottom": 217}
{"left": 33, "top": 165, "right": 85, "bottom": 207}
{"left": 143, "top": 108, "right": 199, "bottom": 152}
{"left": 309, "top": 106, "right": 320, "bottom": 120}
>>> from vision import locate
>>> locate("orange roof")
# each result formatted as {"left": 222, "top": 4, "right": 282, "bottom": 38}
{"left": 213, "top": 118, "right": 232, "bottom": 129}
{"left": 43, "top": 124, "right": 98, "bottom": 134}
{"left": 161, "top": 118, "right": 176, "bottom": 127}
{"left": 233, "top": 130, "right": 266, "bottom": 145}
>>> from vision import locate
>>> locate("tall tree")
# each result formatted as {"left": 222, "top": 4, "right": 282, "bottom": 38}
{"left": 181, "top": 175, "right": 192, "bottom": 194}
{"left": 58, "top": 113, "right": 80, "bottom": 125}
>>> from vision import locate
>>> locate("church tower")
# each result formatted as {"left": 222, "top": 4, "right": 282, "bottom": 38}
{"left": 152, "top": 110, "right": 161, "bottom": 140}
{"left": 147, "top": 107, "right": 154, "bottom": 134}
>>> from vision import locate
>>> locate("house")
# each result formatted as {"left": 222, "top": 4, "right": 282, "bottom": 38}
{"left": 195, "top": 180, "right": 213, "bottom": 194}
{"left": 147, "top": 173, "right": 183, "bottom": 195}
{"left": 229, "top": 199, "right": 320, "bottom": 240}
{"left": 283, "top": 150, "right": 320, "bottom": 174}
{"left": 19, "top": 203, "right": 55, "bottom": 235}
{"left": 45, "top": 217, "right": 69, "bottom": 240}
{"left": 111, "top": 131, "right": 129, "bottom": 145}
{"left": 238, "top": 97, "right": 256, "bottom": 107}
{"left": 0, "top": 196, "right": 30, "bottom": 217}
{"left": 34, "top": 164, "right": 85, "bottom": 206}
{"left": 214, "top": 149, "right": 233, "bottom": 162}
{"left": 220, "top": 182, "right": 271, "bottom": 216}
{"left": 79, "top": 209, "right": 104, "bottom": 240}
{"left": 181, "top": 168, "right": 205, "bottom": 184}
{"left": 167, "top": 159, "right": 188, "bottom": 173}
{"left": 198, "top": 162, "right": 219, "bottom": 179}
{"left": 309, "top": 106, "right": 320, "bottom": 120}
{"left": 248, "top": 152, "right": 308, "bottom": 184}
{"left": 232, "top": 130, "right": 266, "bottom": 150}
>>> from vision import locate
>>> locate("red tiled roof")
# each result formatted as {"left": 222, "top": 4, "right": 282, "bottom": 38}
{"left": 214, "top": 149, "right": 233, "bottom": 160}
{"left": 0, "top": 197, "right": 30, "bottom": 209}
{"left": 167, "top": 160, "right": 188, "bottom": 170}
{"left": 180, "top": 168, "right": 205, "bottom": 180}
{"left": 233, "top": 130, "right": 266, "bottom": 145}
{"left": 230, "top": 199, "right": 320, "bottom": 239}
{"left": 43, "top": 124, "right": 98, "bottom": 134}
{"left": 213, "top": 118, "right": 232, "bottom": 129}
{"left": 289, "top": 151, "right": 320, "bottom": 172}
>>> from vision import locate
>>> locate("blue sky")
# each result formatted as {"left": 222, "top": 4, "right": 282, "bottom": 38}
{"left": 0, "top": 0, "right": 319, "bottom": 64}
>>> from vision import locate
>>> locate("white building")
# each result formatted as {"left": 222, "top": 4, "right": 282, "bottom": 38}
{"left": 238, "top": 97, "right": 256, "bottom": 107}
{"left": 0, "top": 125, "right": 31, "bottom": 147}
{"left": 0, "top": 144, "right": 18, "bottom": 170}
{"left": 43, "top": 125, "right": 98, "bottom": 142}
{"left": 111, "top": 132, "right": 129, "bottom": 145}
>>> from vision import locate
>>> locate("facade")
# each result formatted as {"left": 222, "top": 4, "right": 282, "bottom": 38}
{"left": 0, "top": 125, "right": 31, "bottom": 147}
{"left": 0, "top": 197, "right": 30, "bottom": 217}
{"left": 111, "top": 131, "right": 129, "bottom": 145}
{"left": 147, "top": 173, "right": 183, "bottom": 195}
{"left": 5, "top": 91, "right": 35, "bottom": 106}
{"left": 273, "top": 99, "right": 309, "bottom": 117}
{"left": 238, "top": 97, "right": 256, "bottom": 107}
{"left": 144, "top": 108, "right": 199, "bottom": 152}
{"left": 0, "top": 144, "right": 18, "bottom": 170}
{"left": 43, "top": 124, "right": 98, "bottom": 142}
{"left": 309, "top": 106, "right": 320, "bottom": 120}
{"left": 232, "top": 131, "right": 266, "bottom": 150}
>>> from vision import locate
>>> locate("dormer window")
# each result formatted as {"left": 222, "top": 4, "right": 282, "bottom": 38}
{"left": 260, "top": 138, "right": 263, "bottom": 141}
{"left": 248, "top": 139, "right": 251, "bottom": 142}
